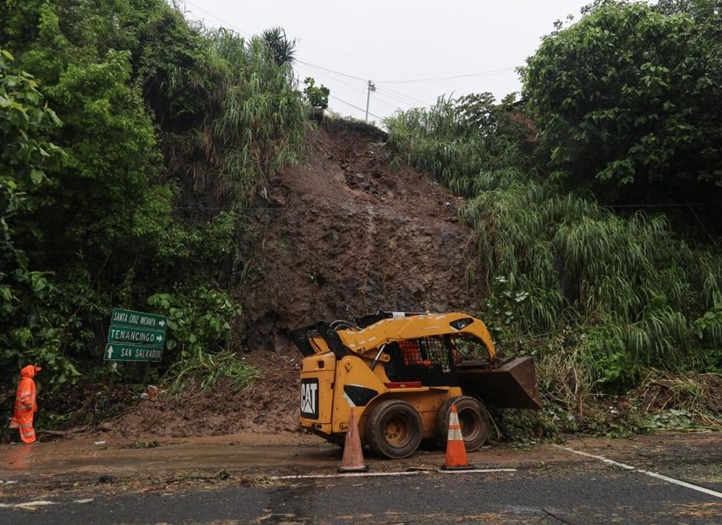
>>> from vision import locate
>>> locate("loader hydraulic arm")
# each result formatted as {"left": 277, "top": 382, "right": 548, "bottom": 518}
{"left": 289, "top": 321, "right": 351, "bottom": 358}
{"left": 339, "top": 312, "right": 497, "bottom": 362}
{"left": 316, "top": 312, "right": 496, "bottom": 362}
{"left": 290, "top": 312, "right": 497, "bottom": 363}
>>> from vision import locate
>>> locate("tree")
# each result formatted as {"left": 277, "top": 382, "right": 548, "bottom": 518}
{"left": 656, "top": 0, "right": 722, "bottom": 19}
{"left": 261, "top": 27, "right": 296, "bottom": 66}
{"left": 523, "top": 1, "right": 722, "bottom": 232}
{"left": 0, "top": 0, "right": 308, "bottom": 390}
{"left": 0, "top": 50, "right": 79, "bottom": 384}
{"left": 0, "top": 1, "right": 179, "bottom": 388}
{"left": 303, "top": 77, "right": 330, "bottom": 109}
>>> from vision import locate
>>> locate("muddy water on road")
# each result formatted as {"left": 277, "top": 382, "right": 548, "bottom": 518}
{"left": 1, "top": 431, "right": 567, "bottom": 485}
{"left": 2, "top": 431, "right": 719, "bottom": 489}
{"left": 1, "top": 434, "right": 342, "bottom": 481}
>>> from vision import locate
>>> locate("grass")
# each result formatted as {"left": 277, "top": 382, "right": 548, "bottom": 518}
{"left": 633, "top": 369, "right": 722, "bottom": 429}
{"left": 163, "top": 349, "right": 261, "bottom": 398}
{"left": 384, "top": 94, "right": 722, "bottom": 437}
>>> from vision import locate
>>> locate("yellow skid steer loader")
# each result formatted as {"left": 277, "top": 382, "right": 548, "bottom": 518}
{"left": 291, "top": 311, "right": 541, "bottom": 459}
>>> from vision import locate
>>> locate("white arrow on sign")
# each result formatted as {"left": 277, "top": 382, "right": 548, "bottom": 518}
{"left": 155, "top": 335, "right": 163, "bottom": 342}
{"left": 159, "top": 320, "right": 166, "bottom": 327}
{"left": 106, "top": 346, "right": 114, "bottom": 359}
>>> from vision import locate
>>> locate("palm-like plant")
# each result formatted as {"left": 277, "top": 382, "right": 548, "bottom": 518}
{"left": 261, "top": 27, "right": 296, "bottom": 66}
{"left": 156, "top": 27, "right": 307, "bottom": 208}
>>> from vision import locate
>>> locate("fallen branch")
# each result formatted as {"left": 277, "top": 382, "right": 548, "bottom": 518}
{"left": 37, "top": 426, "right": 89, "bottom": 436}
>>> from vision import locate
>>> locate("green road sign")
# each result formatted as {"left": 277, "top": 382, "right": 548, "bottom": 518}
{"left": 104, "top": 343, "right": 163, "bottom": 362}
{"left": 111, "top": 308, "right": 167, "bottom": 330}
{"left": 108, "top": 325, "right": 165, "bottom": 346}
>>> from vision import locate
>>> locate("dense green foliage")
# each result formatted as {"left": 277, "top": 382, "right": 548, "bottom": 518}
{"left": 0, "top": 50, "right": 76, "bottom": 385}
{"left": 386, "top": 93, "right": 533, "bottom": 198}
{"left": 0, "top": 0, "right": 309, "bottom": 392}
{"left": 523, "top": 0, "right": 722, "bottom": 236}
{"left": 303, "top": 77, "right": 330, "bottom": 109}
{"left": 386, "top": 87, "right": 722, "bottom": 431}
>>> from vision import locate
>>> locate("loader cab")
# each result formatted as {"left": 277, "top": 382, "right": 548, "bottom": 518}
{"left": 385, "top": 336, "right": 459, "bottom": 386}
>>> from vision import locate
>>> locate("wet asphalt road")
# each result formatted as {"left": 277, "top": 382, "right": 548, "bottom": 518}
{"left": 2, "top": 433, "right": 722, "bottom": 524}
{"left": 2, "top": 467, "right": 722, "bottom": 524}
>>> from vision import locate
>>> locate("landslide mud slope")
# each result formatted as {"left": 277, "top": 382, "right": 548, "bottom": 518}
{"left": 242, "top": 120, "right": 484, "bottom": 352}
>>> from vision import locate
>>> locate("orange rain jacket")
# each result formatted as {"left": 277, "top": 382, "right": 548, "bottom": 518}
{"left": 11, "top": 365, "right": 41, "bottom": 444}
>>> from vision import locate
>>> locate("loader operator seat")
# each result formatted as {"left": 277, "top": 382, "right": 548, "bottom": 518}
{"left": 399, "top": 340, "right": 430, "bottom": 366}
{"left": 387, "top": 338, "right": 458, "bottom": 387}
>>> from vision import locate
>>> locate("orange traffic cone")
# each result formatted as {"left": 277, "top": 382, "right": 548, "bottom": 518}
{"left": 338, "top": 408, "right": 369, "bottom": 473}
{"left": 441, "top": 403, "right": 475, "bottom": 471}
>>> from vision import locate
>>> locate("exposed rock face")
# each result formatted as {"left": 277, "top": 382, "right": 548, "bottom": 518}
{"left": 241, "top": 120, "right": 484, "bottom": 351}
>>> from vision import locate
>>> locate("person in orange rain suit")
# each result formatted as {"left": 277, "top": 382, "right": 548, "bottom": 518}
{"left": 10, "top": 365, "right": 42, "bottom": 444}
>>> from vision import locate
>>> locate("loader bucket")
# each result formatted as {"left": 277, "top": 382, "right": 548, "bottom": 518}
{"left": 455, "top": 356, "right": 541, "bottom": 410}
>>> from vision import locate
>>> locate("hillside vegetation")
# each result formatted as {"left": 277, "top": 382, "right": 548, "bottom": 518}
{"left": 1, "top": 0, "right": 721, "bottom": 437}
{"left": 1, "top": 0, "right": 307, "bottom": 392}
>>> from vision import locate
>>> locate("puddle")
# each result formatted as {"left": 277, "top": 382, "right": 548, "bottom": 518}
{"left": 4, "top": 445, "right": 34, "bottom": 471}
{"left": 0, "top": 435, "right": 344, "bottom": 480}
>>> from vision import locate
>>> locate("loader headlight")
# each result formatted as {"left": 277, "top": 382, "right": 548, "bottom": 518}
{"left": 449, "top": 317, "right": 474, "bottom": 331}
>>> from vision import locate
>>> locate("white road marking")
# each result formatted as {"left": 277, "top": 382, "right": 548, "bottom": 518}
{"left": 0, "top": 500, "right": 57, "bottom": 509}
{"left": 0, "top": 498, "right": 94, "bottom": 509}
{"left": 271, "top": 468, "right": 516, "bottom": 480}
{"left": 555, "top": 445, "right": 722, "bottom": 499}
{"left": 438, "top": 468, "right": 517, "bottom": 475}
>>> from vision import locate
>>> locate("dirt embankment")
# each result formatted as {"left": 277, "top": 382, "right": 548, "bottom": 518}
{"left": 65, "top": 120, "right": 485, "bottom": 441}
{"left": 242, "top": 120, "right": 483, "bottom": 352}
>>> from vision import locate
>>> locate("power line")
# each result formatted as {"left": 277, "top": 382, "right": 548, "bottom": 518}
{"left": 375, "top": 68, "right": 516, "bottom": 84}
{"left": 179, "top": 5, "right": 383, "bottom": 119}
{"left": 329, "top": 95, "right": 384, "bottom": 121}
{"left": 180, "top": 3, "right": 505, "bottom": 119}
{"left": 296, "top": 60, "right": 367, "bottom": 82}
{"left": 370, "top": 94, "right": 413, "bottom": 113}
{"left": 299, "top": 59, "right": 516, "bottom": 87}
{"left": 298, "top": 63, "right": 431, "bottom": 115}
{"left": 375, "top": 86, "right": 431, "bottom": 109}
{"left": 183, "top": 0, "right": 516, "bottom": 92}
{"left": 296, "top": 62, "right": 367, "bottom": 96}
{"left": 182, "top": 0, "right": 253, "bottom": 38}
{"left": 369, "top": 90, "right": 422, "bottom": 115}
{"left": 297, "top": 62, "right": 397, "bottom": 118}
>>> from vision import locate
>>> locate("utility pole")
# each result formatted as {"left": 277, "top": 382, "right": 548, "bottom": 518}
{"left": 365, "top": 80, "right": 376, "bottom": 123}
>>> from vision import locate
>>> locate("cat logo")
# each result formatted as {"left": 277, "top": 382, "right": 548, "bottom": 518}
{"left": 300, "top": 378, "right": 319, "bottom": 419}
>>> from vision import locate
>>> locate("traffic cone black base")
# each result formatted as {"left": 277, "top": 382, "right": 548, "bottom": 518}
{"left": 440, "top": 464, "right": 476, "bottom": 471}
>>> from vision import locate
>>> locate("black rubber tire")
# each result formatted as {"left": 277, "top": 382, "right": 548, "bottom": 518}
{"left": 366, "top": 399, "right": 423, "bottom": 459}
{"left": 435, "top": 396, "right": 489, "bottom": 451}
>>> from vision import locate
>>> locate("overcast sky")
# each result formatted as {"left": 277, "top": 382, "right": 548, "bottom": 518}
{"left": 182, "top": 1, "right": 593, "bottom": 124}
